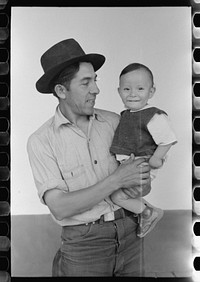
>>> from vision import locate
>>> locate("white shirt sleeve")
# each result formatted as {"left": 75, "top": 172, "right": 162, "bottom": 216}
{"left": 147, "top": 113, "right": 177, "bottom": 146}
{"left": 27, "top": 134, "right": 69, "bottom": 205}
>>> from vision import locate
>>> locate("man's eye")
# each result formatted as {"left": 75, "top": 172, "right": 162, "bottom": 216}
{"left": 82, "top": 81, "right": 89, "bottom": 86}
{"left": 138, "top": 88, "right": 144, "bottom": 90}
{"left": 124, "top": 88, "right": 129, "bottom": 91}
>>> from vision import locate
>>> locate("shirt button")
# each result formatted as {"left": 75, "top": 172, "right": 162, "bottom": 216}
{"left": 94, "top": 160, "right": 98, "bottom": 164}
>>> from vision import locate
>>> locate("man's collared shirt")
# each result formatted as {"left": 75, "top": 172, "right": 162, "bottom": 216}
{"left": 27, "top": 106, "right": 120, "bottom": 226}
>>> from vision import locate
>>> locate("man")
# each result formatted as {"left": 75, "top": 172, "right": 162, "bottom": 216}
{"left": 27, "top": 38, "right": 151, "bottom": 276}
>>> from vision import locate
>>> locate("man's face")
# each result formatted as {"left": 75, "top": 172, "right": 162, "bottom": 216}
{"left": 65, "top": 62, "right": 100, "bottom": 116}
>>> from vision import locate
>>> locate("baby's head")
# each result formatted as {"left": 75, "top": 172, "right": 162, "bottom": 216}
{"left": 118, "top": 63, "right": 156, "bottom": 111}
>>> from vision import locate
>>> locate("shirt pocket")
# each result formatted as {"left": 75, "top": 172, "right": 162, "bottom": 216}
{"left": 61, "top": 165, "right": 88, "bottom": 192}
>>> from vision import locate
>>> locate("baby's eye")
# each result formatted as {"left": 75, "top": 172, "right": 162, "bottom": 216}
{"left": 138, "top": 87, "right": 144, "bottom": 90}
{"left": 124, "top": 88, "right": 130, "bottom": 91}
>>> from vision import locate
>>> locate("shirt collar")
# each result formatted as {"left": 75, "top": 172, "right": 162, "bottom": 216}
{"left": 54, "top": 106, "right": 71, "bottom": 129}
{"left": 54, "top": 105, "right": 99, "bottom": 129}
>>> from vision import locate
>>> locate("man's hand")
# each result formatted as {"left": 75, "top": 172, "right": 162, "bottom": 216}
{"left": 122, "top": 181, "right": 151, "bottom": 198}
{"left": 112, "top": 154, "right": 150, "bottom": 191}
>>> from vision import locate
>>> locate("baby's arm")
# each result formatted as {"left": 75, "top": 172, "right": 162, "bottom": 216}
{"left": 149, "top": 143, "right": 173, "bottom": 169}
{"left": 147, "top": 112, "right": 177, "bottom": 169}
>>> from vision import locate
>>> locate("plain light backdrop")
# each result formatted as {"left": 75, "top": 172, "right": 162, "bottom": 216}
{"left": 11, "top": 7, "right": 192, "bottom": 215}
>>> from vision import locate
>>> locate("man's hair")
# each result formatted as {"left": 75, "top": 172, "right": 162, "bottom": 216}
{"left": 119, "top": 63, "right": 154, "bottom": 86}
{"left": 50, "top": 62, "right": 81, "bottom": 98}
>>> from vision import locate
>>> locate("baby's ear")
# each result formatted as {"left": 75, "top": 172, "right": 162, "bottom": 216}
{"left": 118, "top": 87, "right": 122, "bottom": 97}
{"left": 149, "top": 86, "right": 156, "bottom": 99}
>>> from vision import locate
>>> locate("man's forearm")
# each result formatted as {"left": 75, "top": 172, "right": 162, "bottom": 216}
{"left": 44, "top": 157, "right": 150, "bottom": 220}
{"left": 44, "top": 173, "right": 121, "bottom": 221}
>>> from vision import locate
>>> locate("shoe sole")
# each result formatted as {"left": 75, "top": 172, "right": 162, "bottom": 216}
{"left": 137, "top": 208, "right": 164, "bottom": 238}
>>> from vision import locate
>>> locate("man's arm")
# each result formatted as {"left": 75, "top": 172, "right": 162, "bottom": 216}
{"left": 44, "top": 157, "right": 150, "bottom": 221}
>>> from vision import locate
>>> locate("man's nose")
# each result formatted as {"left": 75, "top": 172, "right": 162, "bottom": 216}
{"left": 90, "top": 82, "right": 100, "bottom": 95}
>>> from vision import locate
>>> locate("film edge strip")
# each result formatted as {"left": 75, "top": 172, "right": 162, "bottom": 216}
{"left": 0, "top": 0, "right": 199, "bottom": 281}
{"left": 0, "top": 0, "right": 10, "bottom": 281}
{"left": 192, "top": 0, "right": 200, "bottom": 281}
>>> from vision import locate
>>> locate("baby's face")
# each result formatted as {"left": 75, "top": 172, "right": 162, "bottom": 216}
{"left": 118, "top": 68, "right": 155, "bottom": 111}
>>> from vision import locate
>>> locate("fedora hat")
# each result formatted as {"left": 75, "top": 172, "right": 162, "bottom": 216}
{"left": 36, "top": 38, "right": 105, "bottom": 93}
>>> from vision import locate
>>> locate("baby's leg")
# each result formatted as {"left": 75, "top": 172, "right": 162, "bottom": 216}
{"left": 111, "top": 189, "right": 146, "bottom": 214}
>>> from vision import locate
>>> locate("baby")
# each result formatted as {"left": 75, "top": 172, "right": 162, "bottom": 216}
{"left": 110, "top": 63, "right": 177, "bottom": 237}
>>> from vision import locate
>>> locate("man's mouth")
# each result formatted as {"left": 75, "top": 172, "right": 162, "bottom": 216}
{"left": 86, "top": 99, "right": 95, "bottom": 105}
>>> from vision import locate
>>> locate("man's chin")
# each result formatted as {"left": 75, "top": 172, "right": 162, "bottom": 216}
{"left": 89, "top": 107, "right": 95, "bottom": 115}
{"left": 85, "top": 108, "right": 94, "bottom": 116}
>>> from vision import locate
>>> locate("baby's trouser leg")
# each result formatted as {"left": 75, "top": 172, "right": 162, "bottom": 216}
{"left": 111, "top": 189, "right": 146, "bottom": 214}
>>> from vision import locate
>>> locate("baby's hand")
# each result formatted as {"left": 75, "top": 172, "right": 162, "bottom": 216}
{"left": 120, "top": 153, "right": 135, "bottom": 164}
{"left": 149, "top": 155, "right": 163, "bottom": 169}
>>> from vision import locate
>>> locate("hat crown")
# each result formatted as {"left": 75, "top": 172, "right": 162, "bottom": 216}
{"left": 36, "top": 38, "right": 105, "bottom": 93}
{"left": 41, "top": 38, "right": 85, "bottom": 73}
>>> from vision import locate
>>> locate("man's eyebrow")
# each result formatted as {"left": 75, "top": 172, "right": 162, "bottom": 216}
{"left": 81, "top": 74, "right": 98, "bottom": 81}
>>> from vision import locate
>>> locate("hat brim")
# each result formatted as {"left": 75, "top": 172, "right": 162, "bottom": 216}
{"left": 36, "top": 53, "right": 105, "bottom": 94}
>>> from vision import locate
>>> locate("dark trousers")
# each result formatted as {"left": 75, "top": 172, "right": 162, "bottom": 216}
{"left": 52, "top": 209, "right": 144, "bottom": 277}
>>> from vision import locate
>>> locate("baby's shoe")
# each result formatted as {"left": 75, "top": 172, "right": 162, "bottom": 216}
{"left": 137, "top": 205, "right": 164, "bottom": 238}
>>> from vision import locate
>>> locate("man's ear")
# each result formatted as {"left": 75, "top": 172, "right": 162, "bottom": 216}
{"left": 149, "top": 86, "right": 156, "bottom": 99}
{"left": 54, "top": 84, "right": 67, "bottom": 99}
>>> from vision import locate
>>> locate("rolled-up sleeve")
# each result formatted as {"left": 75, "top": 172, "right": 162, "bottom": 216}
{"left": 27, "top": 134, "right": 68, "bottom": 204}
